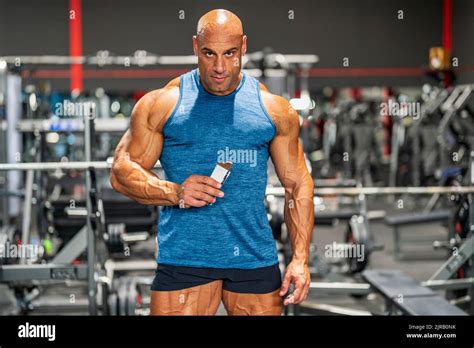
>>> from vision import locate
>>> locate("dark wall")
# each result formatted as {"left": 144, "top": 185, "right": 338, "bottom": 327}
{"left": 453, "top": 0, "right": 474, "bottom": 84}
{"left": 0, "top": 0, "right": 472, "bottom": 91}
{"left": 0, "top": 0, "right": 69, "bottom": 55}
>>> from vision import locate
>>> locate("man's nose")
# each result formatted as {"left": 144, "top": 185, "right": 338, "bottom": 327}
{"left": 213, "top": 56, "right": 225, "bottom": 74}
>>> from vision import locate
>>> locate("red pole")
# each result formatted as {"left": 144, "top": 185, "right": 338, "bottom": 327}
{"left": 442, "top": 0, "right": 453, "bottom": 86}
{"left": 442, "top": 0, "right": 452, "bottom": 51}
{"left": 69, "top": 0, "right": 83, "bottom": 93}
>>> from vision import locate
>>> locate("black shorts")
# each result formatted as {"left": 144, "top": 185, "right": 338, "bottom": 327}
{"left": 151, "top": 263, "right": 282, "bottom": 294}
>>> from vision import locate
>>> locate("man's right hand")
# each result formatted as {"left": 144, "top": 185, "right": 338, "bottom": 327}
{"left": 178, "top": 175, "right": 224, "bottom": 208}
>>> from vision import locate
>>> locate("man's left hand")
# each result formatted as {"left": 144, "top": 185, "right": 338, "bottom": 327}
{"left": 279, "top": 260, "right": 311, "bottom": 306}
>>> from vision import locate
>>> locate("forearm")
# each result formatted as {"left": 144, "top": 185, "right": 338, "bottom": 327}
{"left": 111, "top": 158, "right": 180, "bottom": 206}
{"left": 284, "top": 174, "right": 314, "bottom": 264}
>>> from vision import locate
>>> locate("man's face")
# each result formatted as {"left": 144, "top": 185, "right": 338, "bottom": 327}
{"left": 193, "top": 31, "right": 247, "bottom": 96}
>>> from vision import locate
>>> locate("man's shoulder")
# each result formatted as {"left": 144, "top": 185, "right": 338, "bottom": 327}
{"left": 131, "top": 79, "right": 181, "bottom": 130}
{"left": 260, "top": 89, "right": 289, "bottom": 112}
{"left": 259, "top": 86, "right": 298, "bottom": 135}
{"left": 164, "top": 77, "right": 181, "bottom": 88}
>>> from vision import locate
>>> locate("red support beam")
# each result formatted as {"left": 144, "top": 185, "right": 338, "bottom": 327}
{"left": 307, "top": 67, "right": 425, "bottom": 77}
{"left": 69, "top": 0, "right": 83, "bottom": 93}
{"left": 442, "top": 0, "right": 453, "bottom": 86}
{"left": 442, "top": 0, "right": 453, "bottom": 50}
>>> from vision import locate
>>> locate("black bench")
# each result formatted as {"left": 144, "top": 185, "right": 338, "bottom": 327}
{"left": 384, "top": 209, "right": 453, "bottom": 259}
{"left": 362, "top": 270, "right": 466, "bottom": 316}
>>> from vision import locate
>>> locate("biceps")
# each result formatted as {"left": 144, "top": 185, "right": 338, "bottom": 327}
{"left": 116, "top": 126, "right": 163, "bottom": 170}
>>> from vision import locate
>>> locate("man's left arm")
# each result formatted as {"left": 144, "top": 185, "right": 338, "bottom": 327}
{"left": 266, "top": 95, "right": 314, "bottom": 306}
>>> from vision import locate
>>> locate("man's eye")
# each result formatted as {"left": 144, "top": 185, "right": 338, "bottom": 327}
{"left": 225, "top": 52, "right": 234, "bottom": 57}
{"left": 205, "top": 52, "right": 214, "bottom": 57}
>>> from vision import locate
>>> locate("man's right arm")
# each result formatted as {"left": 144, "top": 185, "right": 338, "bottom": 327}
{"left": 110, "top": 87, "right": 181, "bottom": 206}
{"left": 110, "top": 83, "right": 224, "bottom": 208}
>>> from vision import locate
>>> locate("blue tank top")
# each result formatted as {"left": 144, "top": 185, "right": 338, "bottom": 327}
{"left": 157, "top": 68, "right": 278, "bottom": 269}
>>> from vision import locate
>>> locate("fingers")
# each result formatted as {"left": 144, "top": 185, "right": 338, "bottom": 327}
{"left": 185, "top": 195, "right": 209, "bottom": 208}
{"left": 279, "top": 274, "right": 291, "bottom": 297}
{"left": 292, "top": 278, "right": 310, "bottom": 304}
{"left": 290, "top": 278, "right": 304, "bottom": 303}
{"left": 179, "top": 175, "right": 225, "bottom": 208}
{"left": 293, "top": 278, "right": 306, "bottom": 304}
{"left": 181, "top": 191, "right": 215, "bottom": 207}
{"left": 191, "top": 175, "right": 222, "bottom": 189}
{"left": 283, "top": 294, "right": 295, "bottom": 306}
{"left": 189, "top": 189, "right": 216, "bottom": 204}
{"left": 282, "top": 276, "right": 310, "bottom": 306}
{"left": 188, "top": 182, "right": 224, "bottom": 199}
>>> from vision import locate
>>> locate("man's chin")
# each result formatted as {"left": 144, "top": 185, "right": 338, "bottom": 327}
{"left": 209, "top": 85, "right": 227, "bottom": 93}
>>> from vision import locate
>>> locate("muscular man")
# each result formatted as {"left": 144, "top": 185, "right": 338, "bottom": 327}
{"left": 110, "top": 9, "right": 314, "bottom": 315}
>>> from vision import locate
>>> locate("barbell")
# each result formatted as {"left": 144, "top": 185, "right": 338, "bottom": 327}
{"left": 0, "top": 160, "right": 161, "bottom": 171}
{"left": 266, "top": 186, "right": 474, "bottom": 196}
{"left": 0, "top": 161, "right": 473, "bottom": 195}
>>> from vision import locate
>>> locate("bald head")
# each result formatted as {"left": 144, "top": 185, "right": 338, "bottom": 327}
{"left": 196, "top": 9, "right": 243, "bottom": 41}
{"left": 193, "top": 9, "right": 247, "bottom": 96}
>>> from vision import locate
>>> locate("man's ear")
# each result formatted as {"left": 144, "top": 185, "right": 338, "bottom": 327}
{"left": 242, "top": 35, "right": 247, "bottom": 56}
{"left": 193, "top": 35, "right": 198, "bottom": 56}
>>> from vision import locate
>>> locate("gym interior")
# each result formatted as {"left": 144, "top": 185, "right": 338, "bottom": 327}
{"left": 0, "top": 0, "right": 473, "bottom": 322}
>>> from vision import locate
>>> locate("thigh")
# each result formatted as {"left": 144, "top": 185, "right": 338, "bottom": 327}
{"left": 222, "top": 288, "right": 282, "bottom": 316}
{"left": 221, "top": 263, "right": 282, "bottom": 316}
{"left": 150, "top": 280, "right": 223, "bottom": 315}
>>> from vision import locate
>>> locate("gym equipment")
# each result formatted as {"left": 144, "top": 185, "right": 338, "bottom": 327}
{"left": 385, "top": 88, "right": 474, "bottom": 260}
{"left": 428, "top": 232, "right": 474, "bottom": 308}
{"left": 0, "top": 63, "right": 6, "bottom": 227}
{"left": 0, "top": 165, "right": 156, "bottom": 315}
{"left": 322, "top": 180, "right": 377, "bottom": 275}
{"left": 0, "top": 53, "right": 319, "bottom": 68}
{"left": 53, "top": 189, "right": 157, "bottom": 255}
{"left": 297, "top": 232, "right": 474, "bottom": 316}
{"left": 267, "top": 182, "right": 474, "bottom": 277}
{"left": 0, "top": 225, "right": 15, "bottom": 265}
{"left": 0, "top": 159, "right": 161, "bottom": 171}
{"left": 108, "top": 276, "right": 142, "bottom": 316}
{"left": 306, "top": 160, "right": 473, "bottom": 316}
{"left": 362, "top": 270, "right": 467, "bottom": 315}
{"left": 319, "top": 98, "right": 384, "bottom": 184}
{"left": 344, "top": 215, "right": 370, "bottom": 273}
{"left": 389, "top": 87, "right": 450, "bottom": 187}
{"left": 1, "top": 65, "right": 22, "bottom": 237}
{"left": 385, "top": 210, "right": 454, "bottom": 259}
{"left": 0, "top": 112, "right": 160, "bottom": 315}
{"left": 16, "top": 118, "right": 129, "bottom": 133}
{"left": 266, "top": 185, "right": 474, "bottom": 196}
{"left": 364, "top": 235, "right": 473, "bottom": 315}
{"left": 269, "top": 179, "right": 385, "bottom": 276}
{"left": 389, "top": 84, "right": 473, "bottom": 192}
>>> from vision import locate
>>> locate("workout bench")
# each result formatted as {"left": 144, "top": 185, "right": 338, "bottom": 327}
{"left": 384, "top": 209, "right": 453, "bottom": 259}
{"left": 362, "top": 270, "right": 466, "bottom": 315}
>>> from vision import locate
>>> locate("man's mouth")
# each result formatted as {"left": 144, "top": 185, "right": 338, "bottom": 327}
{"left": 211, "top": 76, "right": 227, "bottom": 84}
